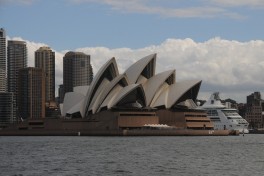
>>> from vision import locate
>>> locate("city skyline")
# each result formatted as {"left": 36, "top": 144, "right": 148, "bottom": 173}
{"left": 1, "top": 0, "right": 264, "bottom": 103}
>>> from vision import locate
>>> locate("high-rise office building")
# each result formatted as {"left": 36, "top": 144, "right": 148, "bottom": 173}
{"left": 35, "top": 46, "right": 55, "bottom": 103}
{"left": 245, "top": 92, "right": 263, "bottom": 129}
{"left": 63, "top": 51, "right": 93, "bottom": 94}
{"left": 17, "top": 67, "right": 45, "bottom": 119}
{"left": 0, "top": 28, "right": 7, "bottom": 92}
{"left": 0, "top": 29, "right": 14, "bottom": 127}
{"left": 7, "top": 40, "right": 27, "bottom": 121}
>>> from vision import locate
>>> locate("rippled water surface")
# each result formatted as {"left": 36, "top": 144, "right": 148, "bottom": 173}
{"left": 0, "top": 135, "right": 264, "bottom": 176}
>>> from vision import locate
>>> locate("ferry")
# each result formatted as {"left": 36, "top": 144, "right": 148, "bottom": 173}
{"left": 199, "top": 92, "right": 249, "bottom": 134}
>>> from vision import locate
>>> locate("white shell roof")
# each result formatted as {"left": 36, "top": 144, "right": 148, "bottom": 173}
{"left": 143, "top": 70, "right": 175, "bottom": 106}
{"left": 150, "top": 82, "right": 170, "bottom": 107}
{"left": 66, "top": 100, "right": 84, "bottom": 114}
{"left": 90, "top": 74, "right": 129, "bottom": 114}
{"left": 88, "top": 78, "right": 110, "bottom": 114}
{"left": 98, "top": 84, "right": 124, "bottom": 111}
{"left": 62, "top": 92, "right": 85, "bottom": 117}
{"left": 167, "top": 80, "right": 202, "bottom": 108}
{"left": 107, "top": 84, "right": 146, "bottom": 109}
{"left": 151, "top": 80, "right": 202, "bottom": 108}
{"left": 73, "top": 86, "right": 89, "bottom": 96}
{"left": 124, "top": 53, "right": 156, "bottom": 84}
{"left": 82, "top": 57, "right": 119, "bottom": 117}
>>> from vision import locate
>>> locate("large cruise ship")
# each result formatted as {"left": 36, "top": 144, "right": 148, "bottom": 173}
{"left": 199, "top": 92, "right": 249, "bottom": 134}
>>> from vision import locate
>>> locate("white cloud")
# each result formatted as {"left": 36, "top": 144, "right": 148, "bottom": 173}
{"left": 70, "top": 0, "right": 248, "bottom": 19}
{"left": 11, "top": 36, "right": 264, "bottom": 103}
{"left": 208, "top": 0, "right": 264, "bottom": 8}
{"left": 0, "top": 0, "right": 35, "bottom": 5}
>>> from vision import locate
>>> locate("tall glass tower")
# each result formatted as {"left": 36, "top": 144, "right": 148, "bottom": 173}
{"left": 0, "top": 28, "right": 6, "bottom": 92}
{"left": 7, "top": 40, "right": 27, "bottom": 122}
{"left": 18, "top": 67, "right": 45, "bottom": 119}
{"left": 0, "top": 29, "right": 15, "bottom": 127}
{"left": 63, "top": 51, "right": 93, "bottom": 95}
{"left": 35, "top": 46, "right": 55, "bottom": 103}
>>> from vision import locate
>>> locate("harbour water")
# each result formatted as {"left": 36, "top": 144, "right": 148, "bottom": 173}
{"left": 0, "top": 135, "right": 263, "bottom": 176}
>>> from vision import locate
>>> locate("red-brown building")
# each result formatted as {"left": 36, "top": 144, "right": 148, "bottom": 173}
{"left": 17, "top": 67, "right": 45, "bottom": 119}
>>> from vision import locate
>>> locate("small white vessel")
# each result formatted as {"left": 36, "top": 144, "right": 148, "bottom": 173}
{"left": 199, "top": 92, "right": 249, "bottom": 134}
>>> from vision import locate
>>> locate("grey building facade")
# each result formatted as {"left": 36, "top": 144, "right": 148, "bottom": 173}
{"left": 7, "top": 40, "right": 27, "bottom": 121}
{"left": 63, "top": 51, "right": 93, "bottom": 94}
{"left": 0, "top": 28, "right": 7, "bottom": 92}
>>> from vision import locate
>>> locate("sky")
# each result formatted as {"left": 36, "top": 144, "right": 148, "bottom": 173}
{"left": 1, "top": 0, "right": 264, "bottom": 103}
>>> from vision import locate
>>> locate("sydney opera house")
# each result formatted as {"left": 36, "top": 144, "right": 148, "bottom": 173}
{"left": 60, "top": 53, "right": 214, "bottom": 132}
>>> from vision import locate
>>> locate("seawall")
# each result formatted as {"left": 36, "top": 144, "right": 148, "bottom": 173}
{"left": 0, "top": 129, "right": 236, "bottom": 136}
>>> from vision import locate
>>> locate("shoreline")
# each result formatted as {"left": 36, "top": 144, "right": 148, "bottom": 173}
{"left": 0, "top": 129, "right": 238, "bottom": 136}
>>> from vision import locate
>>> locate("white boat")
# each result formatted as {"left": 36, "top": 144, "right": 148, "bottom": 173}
{"left": 199, "top": 92, "right": 249, "bottom": 134}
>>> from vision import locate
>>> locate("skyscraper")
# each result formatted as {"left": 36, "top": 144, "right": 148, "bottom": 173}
{"left": 245, "top": 92, "right": 263, "bottom": 129}
{"left": 7, "top": 40, "right": 27, "bottom": 121}
{"left": 35, "top": 46, "right": 55, "bottom": 103}
{"left": 17, "top": 67, "right": 45, "bottom": 119}
{"left": 0, "top": 29, "right": 15, "bottom": 127}
{"left": 63, "top": 51, "right": 93, "bottom": 94}
{"left": 0, "top": 28, "right": 6, "bottom": 92}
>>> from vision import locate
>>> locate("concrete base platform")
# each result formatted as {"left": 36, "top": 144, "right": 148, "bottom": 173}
{"left": 0, "top": 129, "right": 237, "bottom": 136}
